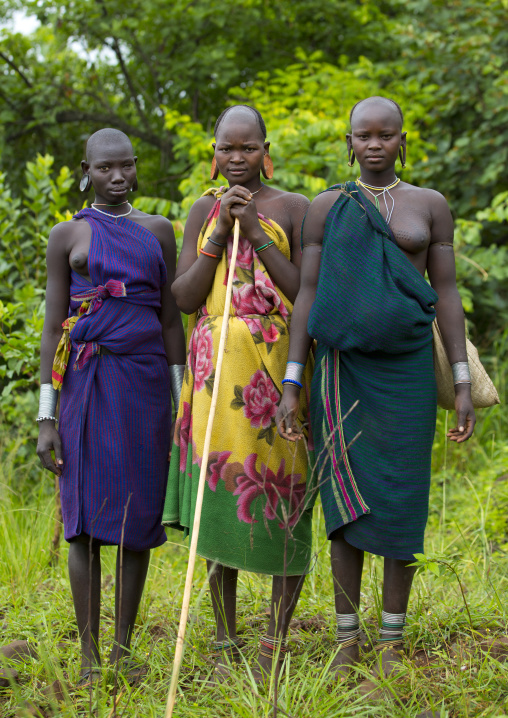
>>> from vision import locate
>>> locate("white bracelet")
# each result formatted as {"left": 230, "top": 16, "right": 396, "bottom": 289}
{"left": 38, "top": 383, "right": 58, "bottom": 422}
{"left": 451, "top": 361, "right": 471, "bottom": 385}
{"left": 169, "top": 365, "right": 185, "bottom": 410}
{"left": 284, "top": 361, "right": 304, "bottom": 384}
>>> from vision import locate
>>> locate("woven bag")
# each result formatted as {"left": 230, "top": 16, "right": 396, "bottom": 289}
{"left": 432, "top": 320, "right": 500, "bottom": 410}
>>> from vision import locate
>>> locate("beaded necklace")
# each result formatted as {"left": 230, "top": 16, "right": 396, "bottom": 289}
{"left": 91, "top": 203, "right": 133, "bottom": 222}
{"left": 356, "top": 177, "right": 400, "bottom": 224}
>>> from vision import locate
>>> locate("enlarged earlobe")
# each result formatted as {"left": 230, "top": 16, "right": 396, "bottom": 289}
{"left": 131, "top": 177, "right": 139, "bottom": 192}
{"left": 79, "top": 174, "right": 92, "bottom": 193}
{"left": 347, "top": 149, "right": 355, "bottom": 167}
{"left": 210, "top": 156, "right": 219, "bottom": 181}
{"left": 261, "top": 154, "right": 274, "bottom": 180}
{"left": 398, "top": 146, "right": 406, "bottom": 169}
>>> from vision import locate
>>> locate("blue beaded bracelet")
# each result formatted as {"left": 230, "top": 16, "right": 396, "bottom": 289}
{"left": 281, "top": 378, "right": 303, "bottom": 389}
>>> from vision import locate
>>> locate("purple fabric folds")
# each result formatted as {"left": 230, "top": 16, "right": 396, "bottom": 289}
{"left": 58, "top": 209, "right": 170, "bottom": 550}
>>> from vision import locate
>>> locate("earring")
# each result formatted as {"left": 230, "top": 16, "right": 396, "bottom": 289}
{"left": 79, "top": 174, "right": 92, "bottom": 192}
{"left": 347, "top": 149, "right": 355, "bottom": 167}
{"left": 399, "top": 147, "right": 406, "bottom": 169}
{"left": 210, "top": 157, "right": 219, "bottom": 180}
{"left": 131, "top": 177, "right": 139, "bottom": 192}
{"left": 261, "top": 154, "right": 274, "bottom": 180}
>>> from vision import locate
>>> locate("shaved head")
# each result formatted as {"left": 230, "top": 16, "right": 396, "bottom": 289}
{"left": 350, "top": 97, "right": 404, "bottom": 129}
{"left": 214, "top": 105, "right": 267, "bottom": 140}
{"left": 86, "top": 128, "right": 134, "bottom": 161}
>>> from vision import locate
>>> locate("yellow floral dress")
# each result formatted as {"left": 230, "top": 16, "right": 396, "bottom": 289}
{"left": 163, "top": 188, "right": 314, "bottom": 575}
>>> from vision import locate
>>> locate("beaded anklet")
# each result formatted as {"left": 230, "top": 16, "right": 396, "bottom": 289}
{"left": 210, "top": 637, "right": 244, "bottom": 659}
{"left": 336, "top": 612, "right": 361, "bottom": 649}
{"left": 375, "top": 610, "right": 405, "bottom": 650}
{"left": 258, "top": 634, "right": 288, "bottom": 660}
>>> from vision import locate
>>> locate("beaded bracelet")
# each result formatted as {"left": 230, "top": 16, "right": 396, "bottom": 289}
{"left": 200, "top": 248, "right": 221, "bottom": 259}
{"left": 281, "top": 378, "right": 303, "bottom": 389}
{"left": 255, "top": 241, "right": 275, "bottom": 253}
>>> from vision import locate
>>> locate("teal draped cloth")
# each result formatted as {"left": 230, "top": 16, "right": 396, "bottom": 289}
{"left": 308, "top": 183, "right": 438, "bottom": 560}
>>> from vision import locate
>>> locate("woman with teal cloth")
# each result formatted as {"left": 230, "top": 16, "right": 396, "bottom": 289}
{"left": 276, "top": 96, "right": 475, "bottom": 681}
{"left": 307, "top": 180, "right": 439, "bottom": 561}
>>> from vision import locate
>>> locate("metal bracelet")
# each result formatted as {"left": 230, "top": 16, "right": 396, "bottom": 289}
{"left": 451, "top": 361, "right": 471, "bottom": 385}
{"left": 38, "top": 383, "right": 58, "bottom": 422}
{"left": 284, "top": 361, "right": 304, "bottom": 384}
{"left": 169, "top": 364, "right": 185, "bottom": 410}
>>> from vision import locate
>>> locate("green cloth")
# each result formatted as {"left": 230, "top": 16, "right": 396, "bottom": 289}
{"left": 308, "top": 183, "right": 438, "bottom": 560}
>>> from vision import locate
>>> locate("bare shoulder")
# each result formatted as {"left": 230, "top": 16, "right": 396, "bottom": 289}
{"left": 277, "top": 190, "right": 310, "bottom": 212}
{"left": 299, "top": 189, "right": 343, "bottom": 244}
{"left": 181, "top": 194, "right": 216, "bottom": 228}
{"left": 309, "top": 188, "right": 343, "bottom": 216}
{"left": 399, "top": 182, "right": 450, "bottom": 212}
{"left": 48, "top": 218, "right": 85, "bottom": 248}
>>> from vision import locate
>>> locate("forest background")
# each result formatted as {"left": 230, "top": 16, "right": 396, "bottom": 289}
{"left": 0, "top": 0, "right": 508, "bottom": 716}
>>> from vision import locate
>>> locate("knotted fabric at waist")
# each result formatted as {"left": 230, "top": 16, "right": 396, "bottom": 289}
{"left": 52, "top": 280, "right": 127, "bottom": 390}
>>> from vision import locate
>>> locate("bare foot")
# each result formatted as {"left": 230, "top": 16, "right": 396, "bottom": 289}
{"left": 327, "top": 642, "right": 360, "bottom": 681}
{"left": 358, "top": 645, "right": 405, "bottom": 700}
{"left": 373, "top": 645, "right": 405, "bottom": 678}
{"left": 250, "top": 651, "right": 284, "bottom": 684}
{"left": 206, "top": 646, "right": 242, "bottom": 685}
{"left": 76, "top": 667, "right": 102, "bottom": 689}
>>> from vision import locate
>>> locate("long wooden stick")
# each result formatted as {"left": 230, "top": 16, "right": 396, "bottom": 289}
{"left": 165, "top": 218, "right": 240, "bottom": 718}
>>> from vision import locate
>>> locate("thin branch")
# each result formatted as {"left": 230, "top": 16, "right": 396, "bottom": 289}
{"left": 106, "top": 37, "right": 150, "bottom": 125}
{"left": 88, "top": 498, "right": 108, "bottom": 718}
{"left": 0, "top": 51, "right": 33, "bottom": 88}
{"left": 113, "top": 493, "right": 132, "bottom": 714}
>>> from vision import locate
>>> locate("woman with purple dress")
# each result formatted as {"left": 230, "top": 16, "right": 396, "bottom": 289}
{"left": 36, "top": 129, "right": 186, "bottom": 685}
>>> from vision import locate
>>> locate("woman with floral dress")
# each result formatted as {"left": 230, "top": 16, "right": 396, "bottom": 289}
{"left": 163, "top": 105, "right": 314, "bottom": 679}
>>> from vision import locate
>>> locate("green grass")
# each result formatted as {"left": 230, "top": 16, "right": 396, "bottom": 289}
{"left": 1, "top": 392, "right": 508, "bottom": 717}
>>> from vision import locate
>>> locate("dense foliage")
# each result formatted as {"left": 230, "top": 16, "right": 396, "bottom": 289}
{"left": 0, "top": 0, "right": 506, "bottom": 447}
{"left": 1, "top": 0, "right": 507, "bottom": 212}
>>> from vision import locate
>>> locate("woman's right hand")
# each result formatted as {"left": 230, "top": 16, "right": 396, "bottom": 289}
{"left": 276, "top": 385, "right": 303, "bottom": 441}
{"left": 37, "top": 422, "right": 64, "bottom": 476}
{"left": 216, "top": 186, "right": 253, "bottom": 236}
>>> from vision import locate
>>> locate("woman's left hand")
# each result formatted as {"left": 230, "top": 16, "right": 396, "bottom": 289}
{"left": 446, "top": 385, "right": 476, "bottom": 443}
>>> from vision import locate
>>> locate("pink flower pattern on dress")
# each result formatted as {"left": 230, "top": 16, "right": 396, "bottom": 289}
{"left": 206, "top": 451, "right": 232, "bottom": 491}
{"left": 233, "top": 454, "right": 305, "bottom": 527}
{"left": 228, "top": 236, "right": 253, "bottom": 270}
{"left": 242, "top": 316, "right": 279, "bottom": 344}
{"left": 190, "top": 320, "right": 214, "bottom": 392}
{"left": 233, "top": 282, "right": 272, "bottom": 316}
{"left": 242, "top": 369, "right": 279, "bottom": 429}
{"left": 252, "top": 269, "right": 289, "bottom": 319}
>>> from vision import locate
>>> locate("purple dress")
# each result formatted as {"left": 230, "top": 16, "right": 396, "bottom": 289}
{"left": 58, "top": 209, "right": 170, "bottom": 551}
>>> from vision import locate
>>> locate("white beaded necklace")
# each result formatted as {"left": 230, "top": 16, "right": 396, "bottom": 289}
{"left": 356, "top": 177, "right": 400, "bottom": 225}
{"left": 91, "top": 203, "right": 133, "bottom": 221}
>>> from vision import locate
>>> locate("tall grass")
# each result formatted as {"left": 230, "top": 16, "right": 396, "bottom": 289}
{"left": 1, "top": 345, "right": 507, "bottom": 717}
